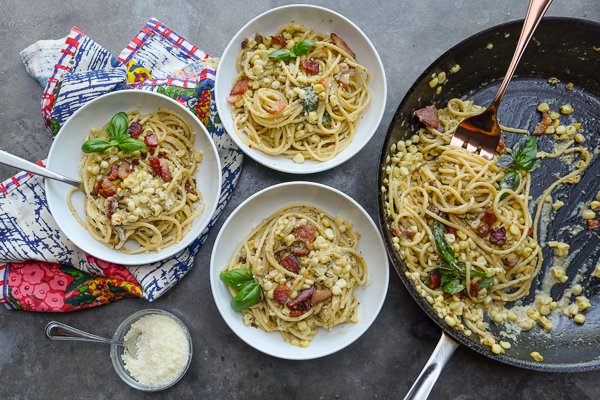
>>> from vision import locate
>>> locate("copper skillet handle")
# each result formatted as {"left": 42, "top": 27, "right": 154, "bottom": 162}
{"left": 404, "top": 333, "right": 459, "bottom": 400}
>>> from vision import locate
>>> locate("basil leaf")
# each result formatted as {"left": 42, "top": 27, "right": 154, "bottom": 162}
{"left": 220, "top": 268, "right": 254, "bottom": 290}
{"left": 512, "top": 136, "right": 538, "bottom": 161}
{"left": 499, "top": 170, "right": 520, "bottom": 200}
{"left": 301, "top": 86, "right": 319, "bottom": 112}
{"left": 466, "top": 269, "right": 488, "bottom": 279}
{"left": 322, "top": 111, "right": 332, "bottom": 123}
{"left": 231, "top": 282, "right": 261, "bottom": 311}
{"left": 442, "top": 279, "right": 465, "bottom": 295}
{"left": 118, "top": 138, "right": 147, "bottom": 153}
{"left": 290, "top": 39, "right": 316, "bottom": 57}
{"left": 106, "top": 112, "right": 129, "bottom": 141}
{"left": 81, "top": 138, "right": 113, "bottom": 153}
{"left": 496, "top": 154, "right": 516, "bottom": 169}
{"left": 433, "top": 220, "right": 455, "bottom": 264}
{"left": 478, "top": 276, "right": 494, "bottom": 292}
{"left": 519, "top": 156, "right": 541, "bottom": 172}
{"left": 438, "top": 261, "right": 460, "bottom": 276}
{"left": 268, "top": 49, "right": 293, "bottom": 62}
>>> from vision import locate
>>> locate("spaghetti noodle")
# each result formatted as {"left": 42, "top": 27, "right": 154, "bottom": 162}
{"left": 69, "top": 109, "right": 205, "bottom": 254}
{"left": 221, "top": 204, "right": 367, "bottom": 346}
{"left": 228, "top": 23, "right": 371, "bottom": 163}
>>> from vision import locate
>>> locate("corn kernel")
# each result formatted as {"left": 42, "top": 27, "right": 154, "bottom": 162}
{"left": 549, "top": 111, "right": 560, "bottom": 120}
{"left": 582, "top": 210, "right": 596, "bottom": 220}
{"left": 530, "top": 351, "right": 544, "bottom": 362}
{"left": 574, "top": 314, "right": 586, "bottom": 324}
{"left": 491, "top": 344, "right": 503, "bottom": 354}
{"left": 293, "top": 153, "right": 305, "bottom": 164}
{"left": 537, "top": 102, "right": 550, "bottom": 112}
{"left": 560, "top": 104, "right": 574, "bottom": 114}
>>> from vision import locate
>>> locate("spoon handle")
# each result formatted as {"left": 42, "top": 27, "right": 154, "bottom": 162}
{"left": 45, "top": 321, "right": 115, "bottom": 345}
{"left": 488, "top": 0, "right": 553, "bottom": 112}
{"left": 0, "top": 150, "right": 82, "bottom": 189}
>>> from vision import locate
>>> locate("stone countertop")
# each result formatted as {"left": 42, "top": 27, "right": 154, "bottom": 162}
{"left": 1, "top": 1, "right": 599, "bottom": 399}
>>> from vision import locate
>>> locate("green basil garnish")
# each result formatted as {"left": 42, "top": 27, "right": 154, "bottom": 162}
{"left": 81, "top": 112, "right": 147, "bottom": 154}
{"left": 301, "top": 86, "right": 319, "bottom": 113}
{"left": 220, "top": 268, "right": 254, "bottom": 290}
{"left": 230, "top": 281, "right": 261, "bottom": 312}
{"left": 497, "top": 136, "right": 539, "bottom": 199}
{"left": 268, "top": 39, "right": 316, "bottom": 61}
{"left": 433, "top": 220, "right": 455, "bottom": 264}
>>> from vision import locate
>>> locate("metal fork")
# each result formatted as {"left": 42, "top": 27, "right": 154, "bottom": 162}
{"left": 450, "top": 0, "right": 554, "bottom": 160}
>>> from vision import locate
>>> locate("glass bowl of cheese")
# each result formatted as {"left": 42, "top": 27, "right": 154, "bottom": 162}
{"left": 110, "top": 309, "right": 193, "bottom": 391}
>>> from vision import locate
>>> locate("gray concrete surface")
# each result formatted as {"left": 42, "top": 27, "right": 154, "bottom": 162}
{"left": 1, "top": 1, "right": 599, "bottom": 399}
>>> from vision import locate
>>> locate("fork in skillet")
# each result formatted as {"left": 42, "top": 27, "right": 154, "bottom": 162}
{"left": 449, "top": 0, "right": 553, "bottom": 161}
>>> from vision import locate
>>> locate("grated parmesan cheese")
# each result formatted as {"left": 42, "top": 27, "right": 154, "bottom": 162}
{"left": 121, "top": 314, "right": 190, "bottom": 387}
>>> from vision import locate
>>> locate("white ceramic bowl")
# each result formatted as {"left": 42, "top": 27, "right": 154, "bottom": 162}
{"left": 210, "top": 182, "right": 389, "bottom": 360}
{"left": 46, "top": 90, "right": 222, "bottom": 265}
{"left": 215, "top": 4, "right": 387, "bottom": 174}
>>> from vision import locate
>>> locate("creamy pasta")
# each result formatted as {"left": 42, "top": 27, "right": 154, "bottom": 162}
{"left": 221, "top": 204, "right": 367, "bottom": 347}
{"left": 69, "top": 109, "right": 204, "bottom": 254}
{"left": 227, "top": 23, "right": 371, "bottom": 163}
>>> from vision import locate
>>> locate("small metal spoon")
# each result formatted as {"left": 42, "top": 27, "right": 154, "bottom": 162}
{"left": 0, "top": 149, "right": 82, "bottom": 190}
{"left": 45, "top": 321, "right": 140, "bottom": 359}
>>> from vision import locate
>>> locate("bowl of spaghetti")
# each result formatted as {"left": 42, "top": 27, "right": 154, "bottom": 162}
{"left": 215, "top": 4, "right": 386, "bottom": 174}
{"left": 45, "top": 90, "right": 222, "bottom": 265}
{"left": 209, "top": 182, "right": 389, "bottom": 359}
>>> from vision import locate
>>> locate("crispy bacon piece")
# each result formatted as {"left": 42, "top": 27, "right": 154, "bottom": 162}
{"left": 295, "top": 225, "right": 317, "bottom": 242}
{"left": 107, "top": 164, "right": 119, "bottom": 180}
{"left": 226, "top": 94, "right": 243, "bottom": 104}
{"left": 287, "top": 286, "right": 316, "bottom": 308}
{"left": 267, "top": 99, "right": 286, "bottom": 114}
{"left": 274, "top": 250, "right": 286, "bottom": 263}
{"left": 301, "top": 59, "right": 319, "bottom": 74}
{"left": 281, "top": 254, "right": 301, "bottom": 273}
{"left": 469, "top": 276, "right": 481, "bottom": 297}
{"left": 271, "top": 35, "right": 287, "bottom": 46}
{"left": 477, "top": 224, "right": 492, "bottom": 237}
{"left": 482, "top": 210, "right": 498, "bottom": 225}
{"left": 290, "top": 241, "right": 310, "bottom": 257}
{"left": 446, "top": 226, "right": 457, "bottom": 237}
{"left": 185, "top": 181, "right": 197, "bottom": 195}
{"left": 533, "top": 112, "right": 551, "bottom": 136}
{"left": 159, "top": 158, "right": 171, "bottom": 182}
{"left": 428, "top": 270, "right": 441, "bottom": 289}
{"left": 144, "top": 133, "right": 158, "bottom": 148}
{"left": 255, "top": 33, "right": 263, "bottom": 45}
{"left": 415, "top": 105, "right": 440, "bottom": 130}
{"left": 310, "top": 289, "right": 332, "bottom": 306}
{"left": 290, "top": 310, "right": 304, "bottom": 317}
{"left": 497, "top": 139, "right": 507, "bottom": 155}
{"left": 106, "top": 196, "right": 117, "bottom": 222}
{"left": 230, "top": 77, "right": 249, "bottom": 96}
{"left": 128, "top": 122, "right": 142, "bottom": 139}
{"left": 588, "top": 220, "right": 599, "bottom": 230}
{"left": 238, "top": 256, "right": 247, "bottom": 264}
{"left": 335, "top": 63, "right": 351, "bottom": 87}
{"left": 489, "top": 227, "right": 507, "bottom": 245}
{"left": 149, "top": 157, "right": 162, "bottom": 175}
{"left": 503, "top": 257, "right": 520, "bottom": 268}
{"left": 331, "top": 33, "right": 356, "bottom": 59}
{"left": 273, "top": 283, "right": 290, "bottom": 305}
{"left": 98, "top": 179, "right": 117, "bottom": 198}
{"left": 427, "top": 205, "right": 445, "bottom": 219}
{"left": 117, "top": 161, "right": 132, "bottom": 179}
{"left": 241, "top": 38, "right": 249, "bottom": 49}
{"left": 132, "top": 158, "right": 139, "bottom": 165}
{"left": 398, "top": 225, "right": 414, "bottom": 237}
{"left": 90, "top": 180, "right": 102, "bottom": 196}
{"left": 527, "top": 227, "right": 534, "bottom": 237}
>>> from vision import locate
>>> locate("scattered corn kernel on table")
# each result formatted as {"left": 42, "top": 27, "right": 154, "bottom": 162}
{"left": 1, "top": 0, "right": 600, "bottom": 399}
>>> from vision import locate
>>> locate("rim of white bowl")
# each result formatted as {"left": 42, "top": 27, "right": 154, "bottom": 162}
{"left": 215, "top": 4, "right": 387, "bottom": 174}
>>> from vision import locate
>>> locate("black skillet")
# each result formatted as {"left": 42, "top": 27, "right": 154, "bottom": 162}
{"left": 377, "top": 16, "right": 600, "bottom": 384}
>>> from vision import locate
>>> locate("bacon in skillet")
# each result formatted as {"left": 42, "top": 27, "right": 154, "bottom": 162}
{"left": 533, "top": 112, "right": 551, "bottom": 136}
{"left": 588, "top": 220, "right": 599, "bottom": 230}
{"left": 489, "top": 227, "right": 507, "bottom": 246}
{"left": 331, "top": 33, "right": 356, "bottom": 59}
{"left": 469, "top": 276, "right": 481, "bottom": 297}
{"left": 415, "top": 105, "right": 441, "bottom": 131}
{"left": 428, "top": 270, "right": 441, "bottom": 289}
{"left": 482, "top": 210, "right": 498, "bottom": 225}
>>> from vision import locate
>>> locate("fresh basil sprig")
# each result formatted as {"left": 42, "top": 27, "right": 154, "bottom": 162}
{"left": 497, "top": 136, "right": 540, "bottom": 199}
{"left": 432, "top": 220, "right": 493, "bottom": 295}
{"left": 220, "top": 268, "right": 261, "bottom": 311}
{"left": 81, "top": 112, "right": 147, "bottom": 154}
{"left": 268, "top": 39, "right": 316, "bottom": 61}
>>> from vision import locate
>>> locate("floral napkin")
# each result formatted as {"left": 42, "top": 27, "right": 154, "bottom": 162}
{"left": 0, "top": 19, "right": 243, "bottom": 311}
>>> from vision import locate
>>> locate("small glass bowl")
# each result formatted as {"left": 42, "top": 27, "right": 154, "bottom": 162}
{"left": 110, "top": 309, "right": 193, "bottom": 391}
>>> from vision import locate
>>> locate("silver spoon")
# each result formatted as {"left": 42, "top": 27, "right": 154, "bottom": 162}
{"left": 0, "top": 149, "right": 82, "bottom": 189}
{"left": 45, "top": 321, "right": 141, "bottom": 359}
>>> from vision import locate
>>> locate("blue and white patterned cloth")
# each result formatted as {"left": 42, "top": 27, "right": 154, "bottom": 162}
{"left": 0, "top": 19, "right": 242, "bottom": 303}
